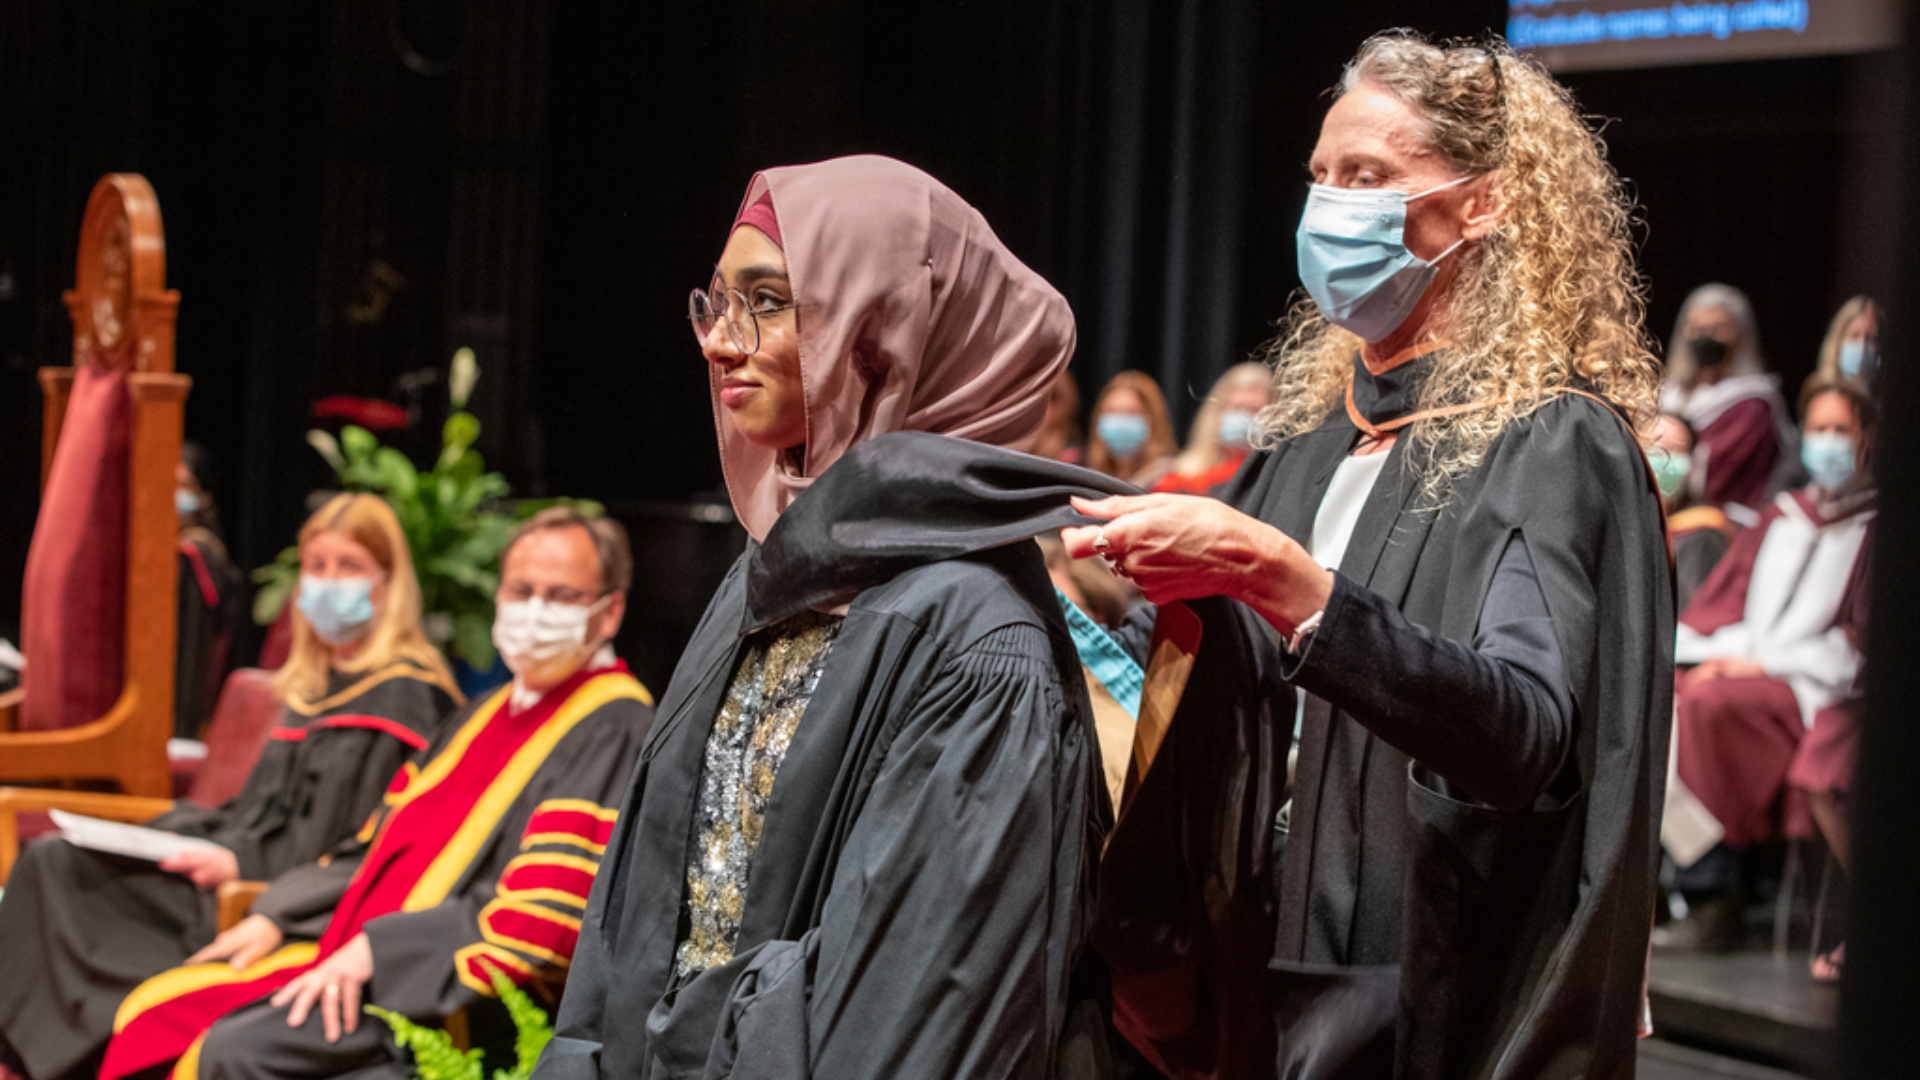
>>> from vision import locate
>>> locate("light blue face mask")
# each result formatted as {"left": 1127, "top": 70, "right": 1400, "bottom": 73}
{"left": 297, "top": 575, "right": 377, "bottom": 645}
{"left": 1839, "top": 339, "right": 1878, "bottom": 382}
{"left": 1097, "top": 413, "right": 1151, "bottom": 457}
{"left": 175, "top": 489, "right": 202, "bottom": 516}
{"left": 1219, "top": 409, "right": 1257, "bottom": 451}
{"left": 1801, "top": 432, "right": 1856, "bottom": 492}
{"left": 1296, "top": 176, "right": 1473, "bottom": 343}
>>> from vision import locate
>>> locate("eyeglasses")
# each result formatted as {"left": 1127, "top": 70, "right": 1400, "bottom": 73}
{"left": 687, "top": 278, "right": 797, "bottom": 355}
{"left": 498, "top": 582, "right": 602, "bottom": 606}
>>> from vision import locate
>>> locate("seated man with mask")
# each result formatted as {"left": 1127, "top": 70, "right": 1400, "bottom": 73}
{"left": 101, "top": 508, "right": 656, "bottom": 1080}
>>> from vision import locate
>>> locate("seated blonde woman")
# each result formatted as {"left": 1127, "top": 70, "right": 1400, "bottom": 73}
{"left": 0, "top": 493, "right": 459, "bottom": 1080}
{"left": 1153, "top": 361, "right": 1272, "bottom": 494}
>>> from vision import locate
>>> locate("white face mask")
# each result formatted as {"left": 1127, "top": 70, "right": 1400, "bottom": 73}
{"left": 493, "top": 595, "right": 608, "bottom": 685}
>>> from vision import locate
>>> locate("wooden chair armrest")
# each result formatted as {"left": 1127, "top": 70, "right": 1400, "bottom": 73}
{"left": 0, "top": 685, "right": 21, "bottom": 732}
{"left": 0, "top": 786, "right": 179, "bottom": 885}
{"left": 217, "top": 880, "right": 270, "bottom": 930}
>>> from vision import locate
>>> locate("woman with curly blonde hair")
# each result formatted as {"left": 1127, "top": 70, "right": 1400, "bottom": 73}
{"left": 1070, "top": 31, "right": 1672, "bottom": 1079}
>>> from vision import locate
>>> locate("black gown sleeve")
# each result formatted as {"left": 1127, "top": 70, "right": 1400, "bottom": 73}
{"left": 642, "top": 623, "right": 1086, "bottom": 1080}
{"left": 153, "top": 673, "right": 453, "bottom": 882}
{"left": 211, "top": 729, "right": 417, "bottom": 881}
{"left": 1283, "top": 532, "right": 1573, "bottom": 812}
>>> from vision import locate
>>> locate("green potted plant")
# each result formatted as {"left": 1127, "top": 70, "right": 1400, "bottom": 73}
{"left": 253, "top": 348, "right": 600, "bottom": 672}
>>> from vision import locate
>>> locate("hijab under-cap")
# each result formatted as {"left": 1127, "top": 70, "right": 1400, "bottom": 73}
{"left": 710, "top": 154, "right": 1076, "bottom": 542}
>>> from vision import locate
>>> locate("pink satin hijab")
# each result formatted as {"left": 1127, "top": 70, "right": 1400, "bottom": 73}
{"left": 711, "top": 155, "right": 1076, "bottom": 542}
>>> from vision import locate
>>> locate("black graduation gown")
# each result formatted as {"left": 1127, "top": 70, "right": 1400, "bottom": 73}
{"left": 539, "top": 433, "right": 1131, "bottom": 1080}
{"left": 0, "top": 661, "right": 454, "bottom": 1080}
{"left": 175, "top": 527, "right": 247, "bottom": 739}
{"left": 1098, "top": 390, "right": 1674, "bottom": 1080}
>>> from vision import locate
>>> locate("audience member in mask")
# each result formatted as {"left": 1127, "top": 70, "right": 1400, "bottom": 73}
{"left": 1650, "top": 413, "right": 1737, "bottom": 612}
{"left": 1660, "top": 283, "right": 1794, "bottom": 521}
{"left": 1086, "top": 369, "right": 1178, "bottom": 487}
{"left": 174, "top": 442, "right": 247, "bottom": 738}
{"left": 1771, "top": 296, "right": 1885, "bottom": 495}
{"left": 1154, "top": 361, "right": 1272, "bottom": 495}
{"left": 101, "top": 507, "right": 654, "bottom": 1080}
{"left": 1813, "top": 295, "right": 1882, "bottom": 394}
{"left": 1667, "top": 375, "right": 1875, "bottom": 953}
{"left": 0, "top": 494, "right": 459, "bottom": 1080}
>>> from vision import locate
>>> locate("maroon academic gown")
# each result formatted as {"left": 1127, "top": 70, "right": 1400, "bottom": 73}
{"left": 1674, "top": 487, "right": 1873, "bottom": 845}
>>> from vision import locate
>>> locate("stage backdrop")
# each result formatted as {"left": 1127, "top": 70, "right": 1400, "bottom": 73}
{"left": 0, "top": 0, "right": 1900, "bottom": 651}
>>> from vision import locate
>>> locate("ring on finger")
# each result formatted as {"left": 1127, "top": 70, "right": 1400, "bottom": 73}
{"left": 324, "top": 984, "right": 340, "bottom": 996}
{"left": 1094, "top": 531, "right": 1131, "bottom": 579}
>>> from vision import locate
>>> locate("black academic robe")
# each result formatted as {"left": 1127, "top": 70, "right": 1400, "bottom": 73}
{"left": 0, "top": 661, "right": 454, "bottom": 1080}
{"left": 175, "top": 528, "right": 247, "bottom": 739}
{"left": 1099, "top": 389, "right": 1674, "bottom": 1080}
{"left": 539, "top": 433, "right": 1131, "bottom": 1080}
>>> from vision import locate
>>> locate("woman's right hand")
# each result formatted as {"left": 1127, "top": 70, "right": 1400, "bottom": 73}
{"left": 1065, "top": 493, "right": 1334, "bottom": 637}
{"left": 185, "top": 913, "right": 283, "bottom": 970}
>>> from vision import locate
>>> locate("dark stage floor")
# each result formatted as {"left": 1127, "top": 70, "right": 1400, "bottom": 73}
{"left": 1648, "top": 948, "right": 1839, "bottom": 1078}
{"left": 1639, "top": 1036, "right": 1813, "bottom": 1080}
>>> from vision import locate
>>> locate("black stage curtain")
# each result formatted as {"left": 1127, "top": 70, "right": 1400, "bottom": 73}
{"left": 1843, "top": 1, "right": 1920, "bottom": 1071}
{"left": 2, "top": 0, "right": 1918, "bottom": 1063}
{"left": 0, "top": 0, "right": 1907, "bottom": 680}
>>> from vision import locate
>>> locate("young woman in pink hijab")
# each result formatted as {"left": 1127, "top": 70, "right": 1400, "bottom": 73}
{"left": 540, "top": 155, "right": 1127, "bottom": 1080}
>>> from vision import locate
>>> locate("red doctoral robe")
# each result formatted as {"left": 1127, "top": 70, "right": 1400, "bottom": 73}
{"left": 101, "top": 663, "right": 652, "bottom": 1080}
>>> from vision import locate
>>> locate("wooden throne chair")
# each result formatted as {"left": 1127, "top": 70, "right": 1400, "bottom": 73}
{"left": 0, "top": 174, "right": 192, "bottom": 876}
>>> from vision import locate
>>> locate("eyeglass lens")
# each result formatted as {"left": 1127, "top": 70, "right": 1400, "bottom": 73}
{"left": 688, "top": 286, "right": 759, "bottom": 354}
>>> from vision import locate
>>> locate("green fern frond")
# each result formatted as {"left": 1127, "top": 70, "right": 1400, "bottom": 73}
{"left": 485, "top": 967, "right": 555, "bottom": 1080}
{"left": 365, "top": 1005, "right": 483, "bottom": 1080}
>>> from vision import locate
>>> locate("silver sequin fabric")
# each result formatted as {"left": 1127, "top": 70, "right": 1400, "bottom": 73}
{"left": 674, "top": 610, "right": 843, "bottom": 979}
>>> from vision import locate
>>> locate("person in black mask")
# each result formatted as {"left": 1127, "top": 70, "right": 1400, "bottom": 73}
{"left": 1659, "top": 283, "right": 1794, "bottom": 521}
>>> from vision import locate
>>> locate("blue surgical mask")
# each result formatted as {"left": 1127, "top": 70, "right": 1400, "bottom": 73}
{"left": 175, "top": 489, "right": 202, "bottom": 516}
{"left": 1219, "top": 409, "right": 1257, "bottom": 451}
{"left": 1097, "top": 413, "right": 1151, "bottom": 457}
{"left": 1296, "top": 176, "right": 1473, "bottom": 343}
{"left": 297, "top": 575, "right": 377, "bottom": 645}
{"left": 1801, "top": 432, "right": 1856, "bottom": 492}
{"left": 1839, "top": 339, "right": 1878, "bottom": 382}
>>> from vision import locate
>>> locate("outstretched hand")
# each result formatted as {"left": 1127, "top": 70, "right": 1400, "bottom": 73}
{"left": 1064, "top": 493, "right": 1333, "bottom": 636}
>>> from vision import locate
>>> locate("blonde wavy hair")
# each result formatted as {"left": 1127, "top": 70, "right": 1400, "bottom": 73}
{"left": 272, "top": 494, "right": 459, "bottom": 708}
{"left": 1172, "top": 362, "right": 1273, "bottom": 476}
{"left": 1255, "top": 31, "right": 1661, "bottom": 501}
{"left": 1812, "top": 294, "right": 1880, "bottom": 385}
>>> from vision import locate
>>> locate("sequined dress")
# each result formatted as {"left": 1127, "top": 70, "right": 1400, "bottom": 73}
{"left": 674, "top": 610, "right": 843, "bottom": 978}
